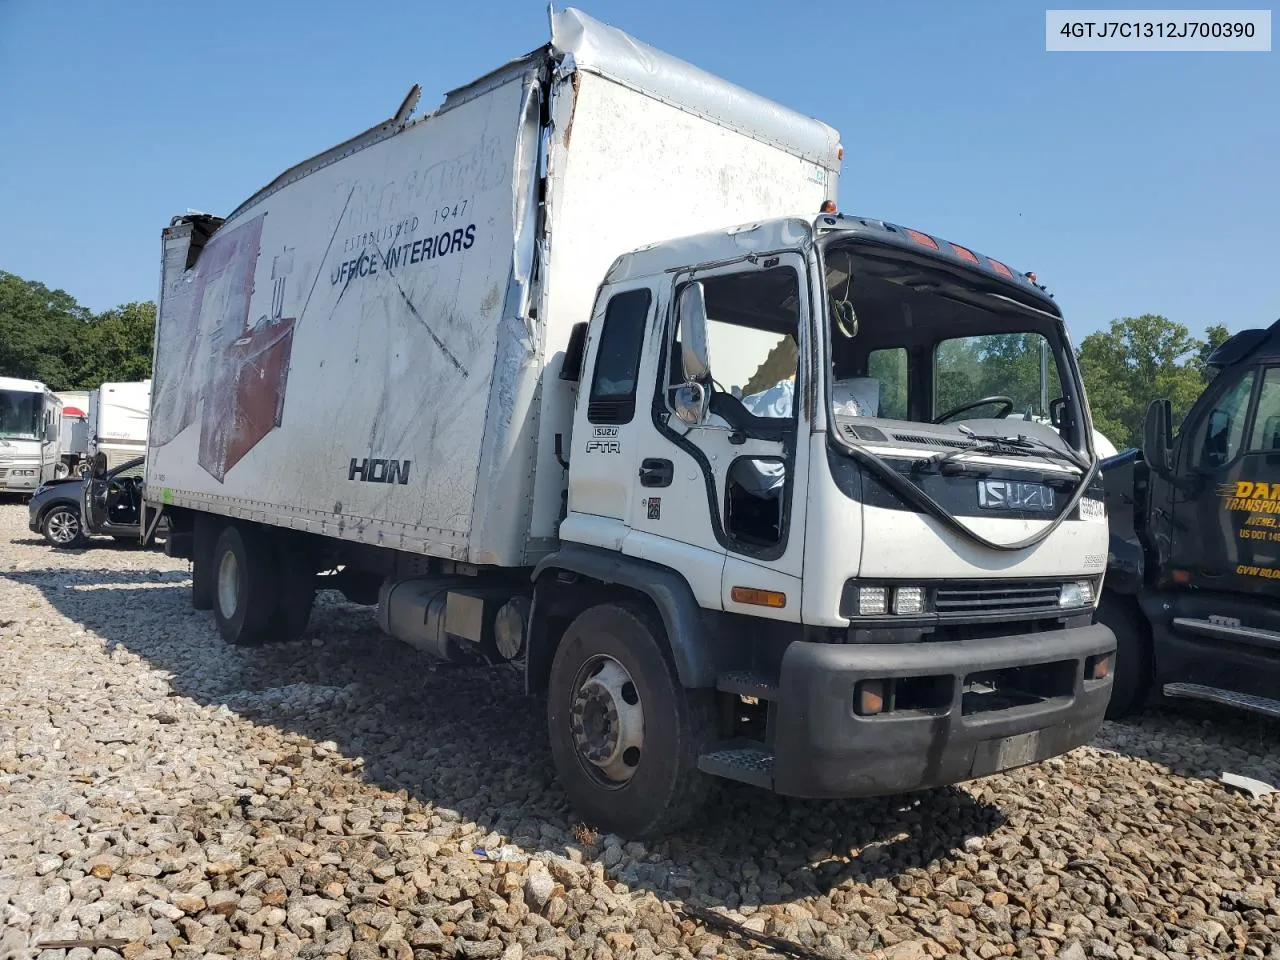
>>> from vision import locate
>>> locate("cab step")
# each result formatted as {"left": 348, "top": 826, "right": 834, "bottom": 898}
{"left": 1172, "top": 617, "right": 1280, "bottom": 652}
{"left": 716, "top": 671, "right": 779, "bottom": 701}
{"left": 1162, "top": 683, "right": 1280, "bottom": 720}
{"left": 698, "top": 743, "right": 774, "bottom": 788}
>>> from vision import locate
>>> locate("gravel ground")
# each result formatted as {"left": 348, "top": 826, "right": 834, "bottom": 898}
{"left": 1, "top": 501, "right": 1278, "bottom": 960}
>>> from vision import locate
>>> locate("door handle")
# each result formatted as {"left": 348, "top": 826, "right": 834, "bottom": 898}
{"left": 639, "top": 458, "right": 673, "bottom": 488}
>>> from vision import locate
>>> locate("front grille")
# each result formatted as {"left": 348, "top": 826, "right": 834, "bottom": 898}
{"left": 934, "top": 582, "right": 1062, "bottom": 617}
{"left": 0, "top": 468, "right": 6, "bottom": 480}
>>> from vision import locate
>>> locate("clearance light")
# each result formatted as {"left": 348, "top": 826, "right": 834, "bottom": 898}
{"left": 856, "top": 680, "right": 885, "bottom": 716}
{"left": 731, "top": 586, "right": 787, "bottom": 609}
{"left": 988, "top": 257, "right": 1015, "bottom": 279}
{"left": 820, "top": 200, "right": 837, "bottom": 213}
{"left": 950, "top": 243, "right": 980, "bottom": 264}
{"left": 905, "top": 228, "right": 939, "bottom": 250}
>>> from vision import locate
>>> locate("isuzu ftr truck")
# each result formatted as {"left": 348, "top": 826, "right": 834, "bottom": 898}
{"left": 144, "top": 8, "right": 1116, "bottom": 836}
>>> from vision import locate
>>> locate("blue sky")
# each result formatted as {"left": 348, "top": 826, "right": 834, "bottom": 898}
{"left": 0, "top": 1, "right": 1275, "bottom": 342}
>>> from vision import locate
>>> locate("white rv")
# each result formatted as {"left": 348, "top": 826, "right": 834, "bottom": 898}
{"left": 90, "top": 381, "right": 151, "bottom": 470}
{"left": 0, "top": 376, "right": 62, "bottom": 493}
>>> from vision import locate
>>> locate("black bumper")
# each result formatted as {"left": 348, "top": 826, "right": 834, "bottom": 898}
{"left": 770, "top": 623, "right": 1115, "bottom": 798}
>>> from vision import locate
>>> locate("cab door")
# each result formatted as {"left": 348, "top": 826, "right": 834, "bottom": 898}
{"left": 562, "top": 283, "right": 655, "bottom": 550}
{"left": 1169, "top": 364, "right": 1280, "bottom": 598}
{"left": 625, "top": 253, "right": 811, "bottom": 621}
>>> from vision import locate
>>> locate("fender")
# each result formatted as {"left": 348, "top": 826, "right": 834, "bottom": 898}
{"left": 530, "top": 543, "right": 719, "bottom": 689}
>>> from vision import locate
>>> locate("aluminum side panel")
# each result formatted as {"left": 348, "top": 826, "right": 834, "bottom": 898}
{"left": 147, "top": 75, "right": 532, "bottom": 562}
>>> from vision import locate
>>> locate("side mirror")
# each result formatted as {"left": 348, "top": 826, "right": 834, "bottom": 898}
{"left": 677, "top": 282, "right": 711, "bottom": 382}
{"left": 1142, "top": 398, "right": 1173, "bottom": 475}
{"left": 673, "top": 381, "right": 708, "bottom": 426}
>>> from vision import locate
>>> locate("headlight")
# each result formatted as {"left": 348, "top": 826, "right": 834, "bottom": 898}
{"left": 857, "top": 586, "right": 887, "bottom": 616}
{"left": 893, "top": 586, "right": 926, "bottom": 615}
{"left": 853, "top": 585, "right": 926, "bottom": 616}
{"left": 14, "top": 469, "right": 36, "bottom": 477}
{"left": 1059, "top": 580, "right": 1096, "bottom": 609}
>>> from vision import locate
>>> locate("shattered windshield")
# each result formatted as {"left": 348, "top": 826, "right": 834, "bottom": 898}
{"left": 0, "top": 390, "right": 42, "bottom": 440}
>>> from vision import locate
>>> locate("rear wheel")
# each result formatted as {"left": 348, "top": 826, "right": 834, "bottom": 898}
{"left": 191, "top": 513, "right": 218, "bottom": 611}
{"left": 42, "top": 505, "right": 86, "bottom": 549}
{"left": 212, "top": 524, "right": 278, "bottom": 646}
{"left": 546, "top": 602, "right": 717, "bottom": 838}
{"left": 1097, "top": 590, "right": 1153, "bottom": 719}
{"left": 268, "top": 534, "right": 315, "bottom": 643}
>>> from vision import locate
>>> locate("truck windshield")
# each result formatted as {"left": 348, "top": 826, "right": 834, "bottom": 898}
{"left": 822, "top": 242, "right": 1081, "bottom": 448}
{"left": 0, "top": 390, "right": 42, "bottom": 440}
{"left": 819, "top": 239, "right": 1096, "bottom": 552}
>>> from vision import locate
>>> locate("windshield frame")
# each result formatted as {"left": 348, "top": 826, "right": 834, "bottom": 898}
{"left": 812, "top": 231, "right": 1101, "bottom": 554}
{"left": 0, "top": 389, "right": 45, "bottom": 441}
{"left": 815, "top": 234, "right": 1096, "bottom": 464}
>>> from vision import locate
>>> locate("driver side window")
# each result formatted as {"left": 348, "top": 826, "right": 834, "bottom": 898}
{"left": 671, "top": 267, "right": 800, "bottom": 421}
{"left": 1194, "top": 371, "right": 1255, "bottom": 467}
{"left": 111, "top": 462, "right": 145, "bottom": 482}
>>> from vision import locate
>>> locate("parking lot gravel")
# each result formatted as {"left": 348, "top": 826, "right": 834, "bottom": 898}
{"left": 2, "top": 502, "right": 1278, "bottom": 960}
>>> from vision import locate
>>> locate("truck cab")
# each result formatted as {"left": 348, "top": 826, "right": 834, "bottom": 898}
{"left": 1100, "top": 318, "right": 1280, "bottom": 719}
{"left": 535, "top": 212, "right": 1116, "bottom": 831}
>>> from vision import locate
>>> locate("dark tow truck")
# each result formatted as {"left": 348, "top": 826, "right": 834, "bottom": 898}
{"left": 1099, "top": 318, "right": 1280, "bottom": 719}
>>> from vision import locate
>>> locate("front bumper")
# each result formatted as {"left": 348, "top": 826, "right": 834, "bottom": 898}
{"left": 1, "top": 469, "right": 40, "bottom": 493}
{"left": 770, "top": 623, "right": 1115, "bottom": 798}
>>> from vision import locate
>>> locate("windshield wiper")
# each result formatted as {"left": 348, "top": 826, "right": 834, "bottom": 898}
{"left": 912, "top": 427, "right": 1089, "bottom": 476}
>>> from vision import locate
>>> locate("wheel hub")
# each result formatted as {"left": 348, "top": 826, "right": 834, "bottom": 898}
{"left": 217, "top": 550, "right": 239, "bottom": 618}
{"left": 48, "top": 511, "right": 79, "bottom": 544}
{"left": 570, "top": 657, "right": 643, "bottom": 784}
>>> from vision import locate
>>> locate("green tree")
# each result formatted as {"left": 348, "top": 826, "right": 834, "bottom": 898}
{"left": 1194, "top": 323, "right": 1232, "bottom": 379}
{"left": 0, "top": 271, "right": 90, "bottom": 388}
{"left": 73, "top": 302, "right": 157, "bottom": 386}
{"left": 0, "top": 271, "right": 155, "bottom": 389}
{"left": 1077, "top": 314, "right": 1210, "bottom": 449}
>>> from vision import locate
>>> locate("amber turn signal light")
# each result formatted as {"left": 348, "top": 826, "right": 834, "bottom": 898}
{"left": 855, "top": 679, "right": 885, "bottom": 716}
{"left": 731, "top": 587, "right": 786, "bottom": 609}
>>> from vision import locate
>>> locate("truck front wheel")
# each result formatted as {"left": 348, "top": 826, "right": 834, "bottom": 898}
{"left": 546, "top": 603, "right": 717, "bottom": 838}
{"left": 1097, "top": 590, "right": 1153, "bottom": 720}
{"left": 212, "top": 525, "right": 279, "bottom": 646}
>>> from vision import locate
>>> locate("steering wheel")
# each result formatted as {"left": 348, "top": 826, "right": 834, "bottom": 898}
{"left": 933, "top": 396, "right": 1016, "bottom": 424}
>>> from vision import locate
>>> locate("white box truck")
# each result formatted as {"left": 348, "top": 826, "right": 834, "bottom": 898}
{"left": 0, "top": 376, "right": 62, "bottom": 493}
{"left": 90, "top": 381, "right": 151, "bottom": 471}
{"left": 146, "top": 8, "right": 1116, "bottom": 836}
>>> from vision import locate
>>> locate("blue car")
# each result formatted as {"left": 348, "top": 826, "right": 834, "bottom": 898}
{"left": 28, "top": 455, "right": 147, "bottom": 548}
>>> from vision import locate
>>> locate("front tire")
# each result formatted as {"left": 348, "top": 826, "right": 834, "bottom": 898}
{"left": 212, "top": 525, "right": 279, "bottom": 646}
{"left": 1097, "top": 590, "right": 1153, "bottom": 720}
{"left": 547, "top": 603, "right": 717, "bottom": 838}
{"left": 42, "top": 505, "right": 87, "bottom": 549}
